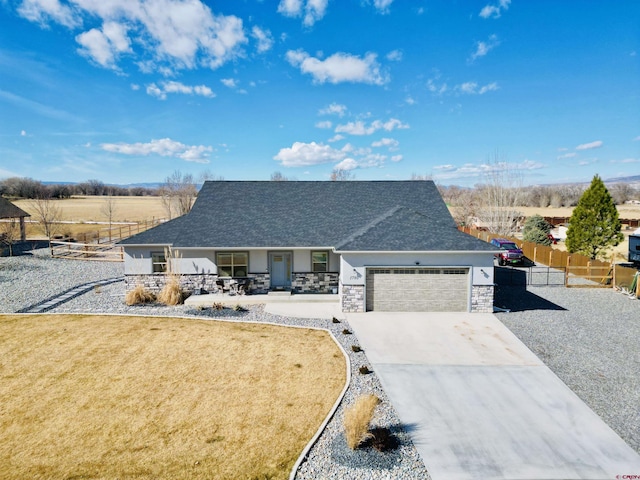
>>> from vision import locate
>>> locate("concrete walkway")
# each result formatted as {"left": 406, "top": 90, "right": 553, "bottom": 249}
{"left": 17, "top": 277, "right": 123, "bottom": 313}
{"left": 347, "top": 312, "right": 640, "bottom": 480}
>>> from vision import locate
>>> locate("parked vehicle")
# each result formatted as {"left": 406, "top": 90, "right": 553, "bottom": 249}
{"left": 490, "top": 238, "right": 524, "bottom": 266}
{"left": 629, "top": 230, "right": 640, "bottom": 266}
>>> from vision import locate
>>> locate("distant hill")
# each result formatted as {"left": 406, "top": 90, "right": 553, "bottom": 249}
{"left": 605, "top": 175, "right": 640, "bottom": 183}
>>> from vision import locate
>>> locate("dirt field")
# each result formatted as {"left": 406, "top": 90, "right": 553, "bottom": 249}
{"left": 13, "top": 196, "right": 167, "bottom": 223}
{"left": 0, "top": 314, "right": 346, "bottom": 480}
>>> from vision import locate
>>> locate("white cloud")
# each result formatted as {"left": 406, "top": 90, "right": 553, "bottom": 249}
{"left": 319, "top": 103, "right": 347, "bottom": 117}
{"left": 427, "top": 78, "right": 448, "bottom": 95}
{"left": 146, "top": 81, "right": 215, "bottom": 100}
{"left": 557, "top": 152, "right": 577, "bottom": 160}
{"left": 20, "top": 130, "right": 27, "bottom": 136}
{"left": 252, "top": 26, "right": 274, "bottom": 53}
{"left": 335, "top": 118, "right": 408, "bottom": 136}
{"left": 328, "top": 134, "right": 345, "bottom": 143}
{"left": 221, "top": 78, "right": 237, "bottom": 88}
{"left": 386, "top": 49, "right": 402, "bottom": 61}
{"left": 17, "top": 0, "right": 80, "bottom": 28}
{"left": 315, "top": 120, "right": 333, "bottom": 129}
{"left": 479, "top": 0, "right": 511, "bottom": 19}
{"left": 634, "top": 136, "right": 640, "bottom": 141}
{"left": 390, "top": 154, "right": 403, "bottom": 162}
{"left": 610, "top": 158, "right": 640, "bottom": 164}
{"left": 101, "top": 138, "right": 213, "bottom": 163}
{"left": 372, "top": 137, "right": 399, "bottom": 149}
{"left": 576, "top": 140, "right": 603, "bottom": 150}
{"left": 469, "top": 34, "right": 499, "bottom": 62}
{"left": 456, "top": 81, "right": 499, "bottom": 95}
{"left": 130, "top": 83, "right": 140, "bottom": 90}
{"left": 274, "top": 141, "right": 346, "bottom": 167}
{"left": 76, "top": 22, "right": 132, "bottom": 69}
{"left": 278, "top": 0, "right": 303, "bottom": 16}
{"left": 334, "top": 158, "right": 358, "bottom": 170}
{"left": 432, "top": 158, "right": 544, "bottom": 181}
{"left": 18, "top": 0, "right": 247, "bottom": 74}
{"left": 373, "top": 0, "right": 394, "bottom": 13}
{"left": 286, "top": 49, "right": 388, "bottom": 85}
{"left": 278, "top": 0, "right": 328, "bottom": 26}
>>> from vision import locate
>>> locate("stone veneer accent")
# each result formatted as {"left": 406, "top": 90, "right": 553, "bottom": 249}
{"left": 125, "top": 272, "right": 338, "bottom": 296}
{"left": 291, "top": 272, "right": 339, "bottom": 294}
{"left": 471, "top": 285, "right": 494, "bottom": 313}
{"left": 125, "top": 273, "right": 219, "bottom": 294}
{"left": 341, "top": 284, "right": 365, "bottom": 313}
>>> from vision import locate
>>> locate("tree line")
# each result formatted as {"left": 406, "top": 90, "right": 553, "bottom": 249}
{"left": 0, "top": 177, "right": 157, "bottom": 199}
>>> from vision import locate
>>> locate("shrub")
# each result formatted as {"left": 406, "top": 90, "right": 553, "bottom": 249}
{"left": 342, "top": 328, "right": 351, "bottom": 335}
{"left": 157, "top": 278, "right": 184, "bottom": 306}
{"left": 125, "top": 285, "right": 156, "bottom": 306}
{"left": 351, "top": 345, "right": 362, "bottom": 353}
{"left": 359, "top": 366, "right": 371, "bottom": 375}
{"left": 233, "top": 304, "right": 247, "bottom": 312}
{"left": 212, "top": 302, "right": 225, "bottom": 310}
{"left": 343, "top": 394, "right": 380, "bottom": 450}
{"left": 332, "top": 317, "right": 340, "bottom": 323}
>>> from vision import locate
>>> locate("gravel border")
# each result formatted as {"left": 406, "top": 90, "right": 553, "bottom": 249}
{"left": 495, "top": 283, "right": 640, "bottom": 454}
{"left": 0, "top": 250, "right": 430, "bottom": 479}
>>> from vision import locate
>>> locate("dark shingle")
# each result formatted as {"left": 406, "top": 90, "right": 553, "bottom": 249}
{"left": 120, "top": 181, "right": 494, "bottom": 252}
{"left": 0, "top": 197, "right": 30, "bottom": 219}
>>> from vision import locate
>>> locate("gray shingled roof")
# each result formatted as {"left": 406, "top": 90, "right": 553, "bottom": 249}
{"left": 120, "top": 181, "right": 494, "bottom": 252}
{"left": 0, "top": 197, "right": 30, "bottom": 219}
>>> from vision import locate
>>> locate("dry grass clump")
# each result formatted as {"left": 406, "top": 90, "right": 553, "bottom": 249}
{"left": 125, "top": 284, "right": 156, "bottom": 305}
{"left": 157, "top": 278, "right": 184, "bottom": 305}
{"left": 344, "top": 394, "right": 380, "bottom": 449}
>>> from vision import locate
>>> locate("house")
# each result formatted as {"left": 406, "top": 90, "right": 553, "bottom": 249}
{"left": 0, "top": 197, "right": 30, "bottom": 242}
{"left": 120, "top": 181, "right": 497, "bottom": 313}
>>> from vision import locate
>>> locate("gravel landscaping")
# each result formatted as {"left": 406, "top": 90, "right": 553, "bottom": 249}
{"left": 495, "top": 283, "right": 640, "bottom": 454}
{"left": 0, "top": 250, "right": 430, "bottom": 479}
{"left": 3, "top": 249, "right": 639, "bottom": 474}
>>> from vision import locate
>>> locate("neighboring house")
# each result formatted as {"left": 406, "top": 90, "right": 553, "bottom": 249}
{"left": 120, "top": 181, "right": 497, "bottom": 313}
{"left": 0, "top": 197, "right": 30, "bottom": 242}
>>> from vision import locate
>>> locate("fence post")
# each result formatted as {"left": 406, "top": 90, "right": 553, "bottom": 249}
{"left": 533, "top": 246, "right": 537, "bottom": 264}
{"left": 565, "top": 256, "right": 571, "bottom": 285}
{"left": 587, "top": 261, "right": 592, "bottom": 282}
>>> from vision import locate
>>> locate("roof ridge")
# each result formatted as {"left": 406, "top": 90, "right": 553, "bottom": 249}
{"left": 334, "top": 205, "right": 406, "bottom": 250}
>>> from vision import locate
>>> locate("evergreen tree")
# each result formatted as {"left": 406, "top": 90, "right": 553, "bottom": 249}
{"left": 523, "top": 214, "right": 552, "bottom": 245}
{"left": 566, "top": 175, "right": 623, "bottom": 259}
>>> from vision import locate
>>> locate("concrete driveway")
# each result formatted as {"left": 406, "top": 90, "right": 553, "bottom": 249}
{"left": 347, "top": 312, "right": 640, "bottom": 480}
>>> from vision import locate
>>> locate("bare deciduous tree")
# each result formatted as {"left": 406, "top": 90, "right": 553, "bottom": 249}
{"left": 0, "top": 218, "right": 20, "bottom": 256}
{"left": 270, "top": 171, "right": 289, "bottom": 181}
{"left": 30, "top": 196, "right": 62, "bottom": 239}
{"left": 100, "top": 194, "right": 118, "bottom": 240}
{"left": 330, "top": 169, "right": 355, "bottom": 181}
{"left": 160, "top": 171, "right": 198, "bottom": 220}
{"left": 475, "top": 152, "right": 524, "bottom": 236}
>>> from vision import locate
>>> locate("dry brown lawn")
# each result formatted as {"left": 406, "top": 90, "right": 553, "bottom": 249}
{"left": 0, "top": 314, "right": 346, "bottom": 480}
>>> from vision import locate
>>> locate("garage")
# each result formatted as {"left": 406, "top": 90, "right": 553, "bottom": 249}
{"left": 365, "top": 267, "right": 470, "bottom": 312}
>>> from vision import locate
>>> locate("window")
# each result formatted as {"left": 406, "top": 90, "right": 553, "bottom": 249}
{"left": 312, "top": 251, "right": 328, "bottom": 272}
{"left": 151, "top": 252, "right": 167, "bottom": 273}
{"left": 217, "top": 252, "right": 248, "bottom": 277}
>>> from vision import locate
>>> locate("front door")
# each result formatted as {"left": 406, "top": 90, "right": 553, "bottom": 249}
{"left": 269, "top": 252, "right": 292, "bottom": 289}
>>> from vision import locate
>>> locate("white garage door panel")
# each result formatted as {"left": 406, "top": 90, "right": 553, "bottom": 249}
{"left": 366, "top": 268, "right": 469, "bottom": 312}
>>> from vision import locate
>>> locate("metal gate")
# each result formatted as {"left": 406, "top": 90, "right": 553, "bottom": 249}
{"left": 495, "top": 266, "right": 566, "bottom": 286}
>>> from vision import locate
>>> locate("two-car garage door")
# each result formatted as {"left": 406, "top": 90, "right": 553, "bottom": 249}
{"left": 366, "top": 267, "right": 470, "bottom": 312}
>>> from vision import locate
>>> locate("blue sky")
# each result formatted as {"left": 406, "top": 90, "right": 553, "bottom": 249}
{"left": 0, "top": 0, "right": 638, "bottom": 186}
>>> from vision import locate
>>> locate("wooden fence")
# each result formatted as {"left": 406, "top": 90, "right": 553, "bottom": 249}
{"left": 50, "top": 219, "right": 162, "bottom": 262}
{"left": 460, "top": 226, "right": 638, "bottom": 289}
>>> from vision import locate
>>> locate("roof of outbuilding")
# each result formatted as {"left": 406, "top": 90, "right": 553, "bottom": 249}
{"left": 0, "top": 197, "right": 30, "bottom": 219}
{"left": 120, "top": 181, "right": 494, "bottom": 252}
